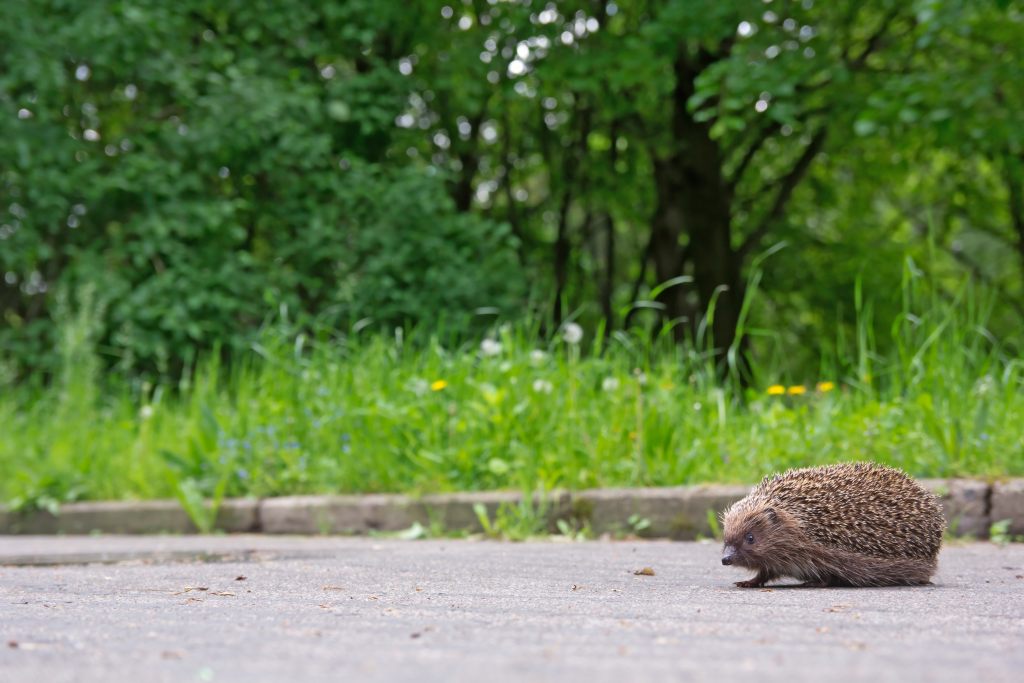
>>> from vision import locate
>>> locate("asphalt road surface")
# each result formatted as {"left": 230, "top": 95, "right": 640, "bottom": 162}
{"left": 2, "top": 536, "right": 1022, "bottom": 683}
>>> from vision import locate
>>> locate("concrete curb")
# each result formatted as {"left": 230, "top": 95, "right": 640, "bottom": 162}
{"left": 573, "top": 485, "right": 748, "bottom": 539}
{"left": 991, "top": 479, "right": 1024, "bottom": 536}
{"left": 0, "top": 499, "right": 258, "bottom": 535}
{"left": 259, "top": 491, "right": 571, "bottom": 535}
{"left": 1, "top": 480, "right": 1021, "bottom": 538}
{"left": 921, "top": 479, "right": 991, "bottom": 538}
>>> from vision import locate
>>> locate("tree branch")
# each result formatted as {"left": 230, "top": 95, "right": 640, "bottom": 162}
{"left": 803, "top": 8, "right": 910, "bottom": 95}
{"left": 947, "top": 243, "right": 1024, "bottom": 319}
{"left": 727, "top": 102, "right": 832, "bottom": 192}
{"left": 727, "top": 121, "right": 781, "bottom": 191}
{"left": 1005, "top": 153, "right": 1024, "bottom": 273}
{"left": 697, "top": 33, "right": 736, "bottom": 70}
{"left": 738, "top": 126, "right": 828, "bottom": 260}
{"left": 847, "top": 6, "right": 904, "bottom": 71}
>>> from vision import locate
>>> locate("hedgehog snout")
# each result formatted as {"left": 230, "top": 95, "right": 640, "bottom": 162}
{"left": 721, "top": 544, "right": 738, "bottom": 566}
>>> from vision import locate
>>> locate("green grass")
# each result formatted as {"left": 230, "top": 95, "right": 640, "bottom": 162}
{"left": 2, "top": 272, "right": 1023, "bottom": 515}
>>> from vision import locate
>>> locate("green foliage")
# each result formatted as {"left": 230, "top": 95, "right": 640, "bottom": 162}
{"left": 627, "top": 514, "right": 652, "bottom": 536}
{"left": 556, "top": 517, "right": 592, "bottom": 542}
{"left": 1, "top": 2, "right": 1022, "bottom": 513}
{"left": 0, "top": 0, "right": 523, "bottom": 378}
{"left": 1, "top": 274, "right": 1021, "bottom": 517}
{"left": 987, "top": 520, "right": 1011, "bottom": 548}
{"left": 336, "top": 166, "right": 524, "bottom": 327}
{"left": 473, "top": 498, "right": 552, "bottom": 541}
{"left": 704, "top": 510, "right": 723, "bottom": 543}
{"left": 2, "top": 0, "right": 1022, "bottom": 381}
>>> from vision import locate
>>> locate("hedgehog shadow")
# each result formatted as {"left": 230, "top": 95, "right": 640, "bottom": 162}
{"left": 744, "top": 581, "right": 944, "bottom": 590}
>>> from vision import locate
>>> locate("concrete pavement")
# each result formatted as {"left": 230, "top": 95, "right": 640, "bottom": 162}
{"left": 1, "top": 536, "right": 1022, "bottom": 682}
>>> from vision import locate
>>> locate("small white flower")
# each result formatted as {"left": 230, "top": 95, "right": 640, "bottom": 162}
{"left": 601, "top": 377, "right": 620, "bottom": 392}
{"left": 532, "top": 379, "right": 553, "bottom": 394}
{"left": 973, "top": 375, "right": 995, "bottom": 397}
{"left": 633, "top": 369, "right": 648, "bottom": 386}
{"left": 562, "top": 322, "right": 583, "bottom": 345}
{"left": 407, "top": 378, "right": 429, "bottom": 396}
{"left": 480, "top": 338, "right": 503, "bottom": 357}
{"left": 139, "top": 405, "right": 154, "bottom": 420}
{"left": 529, "top": 349, "right": 549, "bottom": 365}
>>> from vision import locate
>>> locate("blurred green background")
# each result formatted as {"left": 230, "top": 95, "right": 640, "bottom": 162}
{"left": 1, "top": 1, "right": 1022, "bottom": 516}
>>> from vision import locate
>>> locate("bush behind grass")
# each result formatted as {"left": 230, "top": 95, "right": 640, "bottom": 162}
{"left": 2, "top": 270, "right": 1022, "bottom": 514}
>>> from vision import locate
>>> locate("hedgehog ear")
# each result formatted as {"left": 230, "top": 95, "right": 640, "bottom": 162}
{"left": 763, "top": 507, "right": 778, "bottom": 522}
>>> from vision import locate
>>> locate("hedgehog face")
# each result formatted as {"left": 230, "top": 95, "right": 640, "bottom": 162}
{"left": 721, "top": 506, "right": 779, "bottom": 570}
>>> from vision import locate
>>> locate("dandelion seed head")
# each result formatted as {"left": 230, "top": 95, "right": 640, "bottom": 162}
{"left": 562, "top": 322, "right": 583, "bottom": 345}
{"left": 532, "top": 379, "right": 553, "bottom": 394}
{"left": 972, "top": 376, "right": 994, "bottom": 397}
{"left": 480, "top": 338, "right": 503, "bottom": 357}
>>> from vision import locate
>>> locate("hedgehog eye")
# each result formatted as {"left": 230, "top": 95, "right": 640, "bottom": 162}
{"left": 745, "top": 533, "right": 755, "bottom": 544}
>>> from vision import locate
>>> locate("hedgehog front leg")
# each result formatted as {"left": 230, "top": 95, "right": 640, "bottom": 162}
{"left": 735, "top": 568, "right": 776, "bottom": 588}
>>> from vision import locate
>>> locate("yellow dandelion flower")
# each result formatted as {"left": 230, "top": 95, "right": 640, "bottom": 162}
{"left": 816, "top": 381, "right": 835, "bottom": 393}
{"left": 430, "top": 380, "right": 448, "bottom": 392}
{"left": 767, "top": 385, "right": 786, "bottom": 395}
{"left": 787, "top": 385, "right": 807, "bottom": 395}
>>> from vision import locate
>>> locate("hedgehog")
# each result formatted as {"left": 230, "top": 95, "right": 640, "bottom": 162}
{"left": 720, "top": 462, "right": 944, "bottom": 588}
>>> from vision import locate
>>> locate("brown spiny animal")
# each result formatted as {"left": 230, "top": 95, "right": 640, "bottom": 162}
{"left": 720, "top": 462, "right": 944, "bottom": 587}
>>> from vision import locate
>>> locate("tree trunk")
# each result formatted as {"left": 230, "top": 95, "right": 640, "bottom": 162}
{"left": 600, "top": 212, "right": 616, "bottom": 330}
{"left": 650, "top": 158, "right": 690, "bottom": 336}
{"left": 552, "top": 191, "right": 572, "bottom": 326}
{"left": 451, "top": 152, "right": 479, "bottom": 213}
{"left": 650, "top": 54, "right": 744, "bottom": 359}
{"left": 550, "top": 98, "right": 591, "bottom": 327}
{"left": 1005, "top": 153, "right": 1024, "bottom": 276}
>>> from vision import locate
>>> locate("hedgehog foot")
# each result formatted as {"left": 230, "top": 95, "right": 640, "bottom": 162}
{"left": 735, "top": 569, "right": 775, "bottom": 588}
